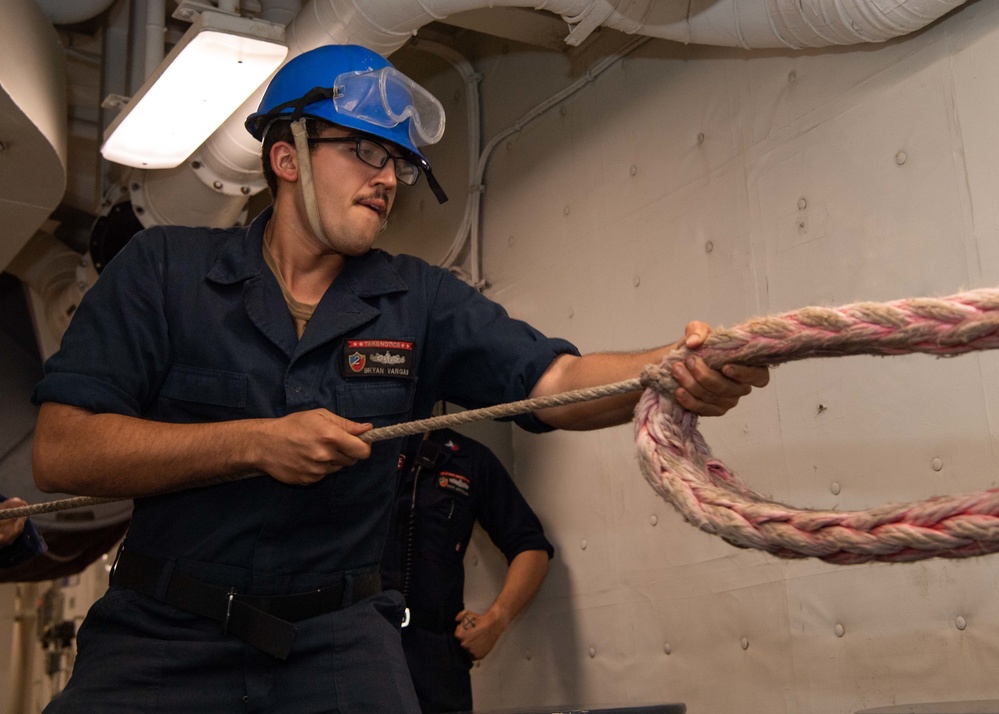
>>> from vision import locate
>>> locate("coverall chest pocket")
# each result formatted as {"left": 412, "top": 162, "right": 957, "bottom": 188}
{"left": 158, "top": 363, "right": 248, "bottom": 420}
{"left": 335, "top": 380, "right": 415, "bottom": 427}
{"left": 419, "top": 490, "right": 469, "bottom": 565}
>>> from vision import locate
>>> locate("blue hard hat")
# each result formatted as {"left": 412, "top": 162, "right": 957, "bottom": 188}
{"left": 245, "top": 44, "right": 448, "bottom": 203}
{"left": 246, "top": 44, "right": 443, "bottom": 157}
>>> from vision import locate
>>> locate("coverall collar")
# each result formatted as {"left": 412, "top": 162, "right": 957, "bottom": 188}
{"left": 206, "top": 205, "right": 410, "bottom": 297}
{"left": 205, "top": 205, "right": 411, "bottom": 360}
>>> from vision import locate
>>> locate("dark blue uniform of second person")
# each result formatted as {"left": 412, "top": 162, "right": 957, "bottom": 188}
{"left": 381, "top": 428, "right": 554, "bottom": 713}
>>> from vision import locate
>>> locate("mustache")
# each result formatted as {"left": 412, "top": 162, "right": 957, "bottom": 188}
{"left": 356, "top": 189, "right": 390, "bottom": 205}
{"left": 357, "top": 190, "right": 390, "bottom": 234}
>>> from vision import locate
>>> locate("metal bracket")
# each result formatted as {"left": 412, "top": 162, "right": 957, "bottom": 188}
{"left": 563, "top": 1, "right": 616, "bottom": 47}
{"left": 174, "top": 0, "right": 263, "bottom": 23}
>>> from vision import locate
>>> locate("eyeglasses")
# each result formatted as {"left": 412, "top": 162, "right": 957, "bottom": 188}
{"left": 307, "top": 136, "right": 421, "bottom": 186}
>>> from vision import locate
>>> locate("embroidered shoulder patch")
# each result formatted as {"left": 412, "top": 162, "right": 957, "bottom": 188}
{"left": 342, "top": 339, "right": 414, "bottom": 378}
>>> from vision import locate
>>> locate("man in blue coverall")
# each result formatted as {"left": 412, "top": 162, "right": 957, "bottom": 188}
{"left": 30, "top": 44, "right": 769, "bottom": 713}
{"left": 383, "top": 427, "right": 553, "bottom": 713}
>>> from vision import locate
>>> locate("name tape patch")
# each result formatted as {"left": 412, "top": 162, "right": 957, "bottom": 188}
{"left": 342, "top": 339, "right": 414, "bottom": 378}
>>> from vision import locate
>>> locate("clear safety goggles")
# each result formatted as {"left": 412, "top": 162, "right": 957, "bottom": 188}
{"left": 332, "top": 67, "right": 446, "bottom": 147}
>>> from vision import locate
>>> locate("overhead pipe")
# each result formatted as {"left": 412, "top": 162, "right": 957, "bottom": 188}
{"left": 260, "top": 0, "right": 304, "bottom": 26}
{"left": 137, "top": 0, "right": 971, "bottom": 228}
{"left": 579, "top": 0, "right": 974, "bottom": 50}
{"left": 406, "top": 39, "right": 482, "bottom": 282}
{"left": 144, "top": 0, "right": 165, "bottom": 77}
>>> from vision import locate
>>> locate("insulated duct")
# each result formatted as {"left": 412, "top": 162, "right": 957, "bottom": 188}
{"left": 0, "top": 0, "right": 67, "bottom": 272}
{"left": 132, "top": 0, "right": 971, "bottom": 227}
{"left": 33, "top": 0, "right": 118, "bottom": 27}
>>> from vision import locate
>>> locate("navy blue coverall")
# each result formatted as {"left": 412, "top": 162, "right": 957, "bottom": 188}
{"left": 381, "top": 428, "right": 554, "bottom": 713}
{"left": 32, "top": 206, "right": 577, "bottom": 713}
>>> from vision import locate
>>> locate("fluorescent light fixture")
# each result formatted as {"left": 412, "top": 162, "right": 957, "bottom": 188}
{"left": 101, "top": 11, "right": 287, "bottom": 169}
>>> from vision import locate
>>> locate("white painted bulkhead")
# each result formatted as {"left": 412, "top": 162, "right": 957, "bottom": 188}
{"left": 4, "top": 1, "right": 999, "bottom": 712}
{"left": 383, "top": 3, "right": 999, "bottom": 711}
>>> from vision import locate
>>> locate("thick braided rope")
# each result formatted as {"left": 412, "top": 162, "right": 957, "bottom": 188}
{"left": 636, "top": 287, "right": 999, "bottom": 564}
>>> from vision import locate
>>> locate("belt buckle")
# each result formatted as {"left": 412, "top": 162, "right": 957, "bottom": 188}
{"left": 401, "top": 607, "right": 410, "bottom": 628}
{"left": 223, "top": 587, "right": 236, "bottom": 635}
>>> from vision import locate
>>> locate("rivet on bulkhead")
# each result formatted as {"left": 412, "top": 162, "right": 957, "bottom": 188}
{"left": 955, "top": 616, "right": 967, "bottom": 631}
{"left": 740, "top": 637, "right": 749, "bottom": 650}
{"left": 931, "top": 458, "right": 943, "bottom": 472}
{"left": 834, "top": 623, "right": 845, "bottom": 638}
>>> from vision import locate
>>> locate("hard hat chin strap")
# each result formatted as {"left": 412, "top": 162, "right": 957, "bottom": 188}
{"left": 290, "top": 119, "right": 334, "bottom": 250}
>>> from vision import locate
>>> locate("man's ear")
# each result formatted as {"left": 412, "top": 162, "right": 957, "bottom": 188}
{"left": 270, "top": 141, "right": 299, "bottom": 184}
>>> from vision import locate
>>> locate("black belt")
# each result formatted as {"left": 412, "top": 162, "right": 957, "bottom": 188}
{"left": 110, "top": 548, "right": 381, "bottom": 660}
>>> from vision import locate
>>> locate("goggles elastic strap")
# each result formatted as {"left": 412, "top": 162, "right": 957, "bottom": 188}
{"left": 291, "top": 119, "right": 334, "bottom": 250}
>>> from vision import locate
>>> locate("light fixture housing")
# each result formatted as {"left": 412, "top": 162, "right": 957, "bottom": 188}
{"left": 101, "top": 10, "right": 287, "bottom": 170}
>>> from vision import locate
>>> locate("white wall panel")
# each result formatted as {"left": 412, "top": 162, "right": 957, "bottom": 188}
{"left": 456, "top": 2, "right": 999, "bottom": 712}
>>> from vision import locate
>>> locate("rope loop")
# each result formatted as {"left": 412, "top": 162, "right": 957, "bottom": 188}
{"left": 635, "top": 287, "right": 999, "bottom": 564}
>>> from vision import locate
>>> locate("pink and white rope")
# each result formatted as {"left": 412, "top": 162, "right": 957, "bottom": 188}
{"left": 635, "top": 287, "right": 999, "bottom": 564}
